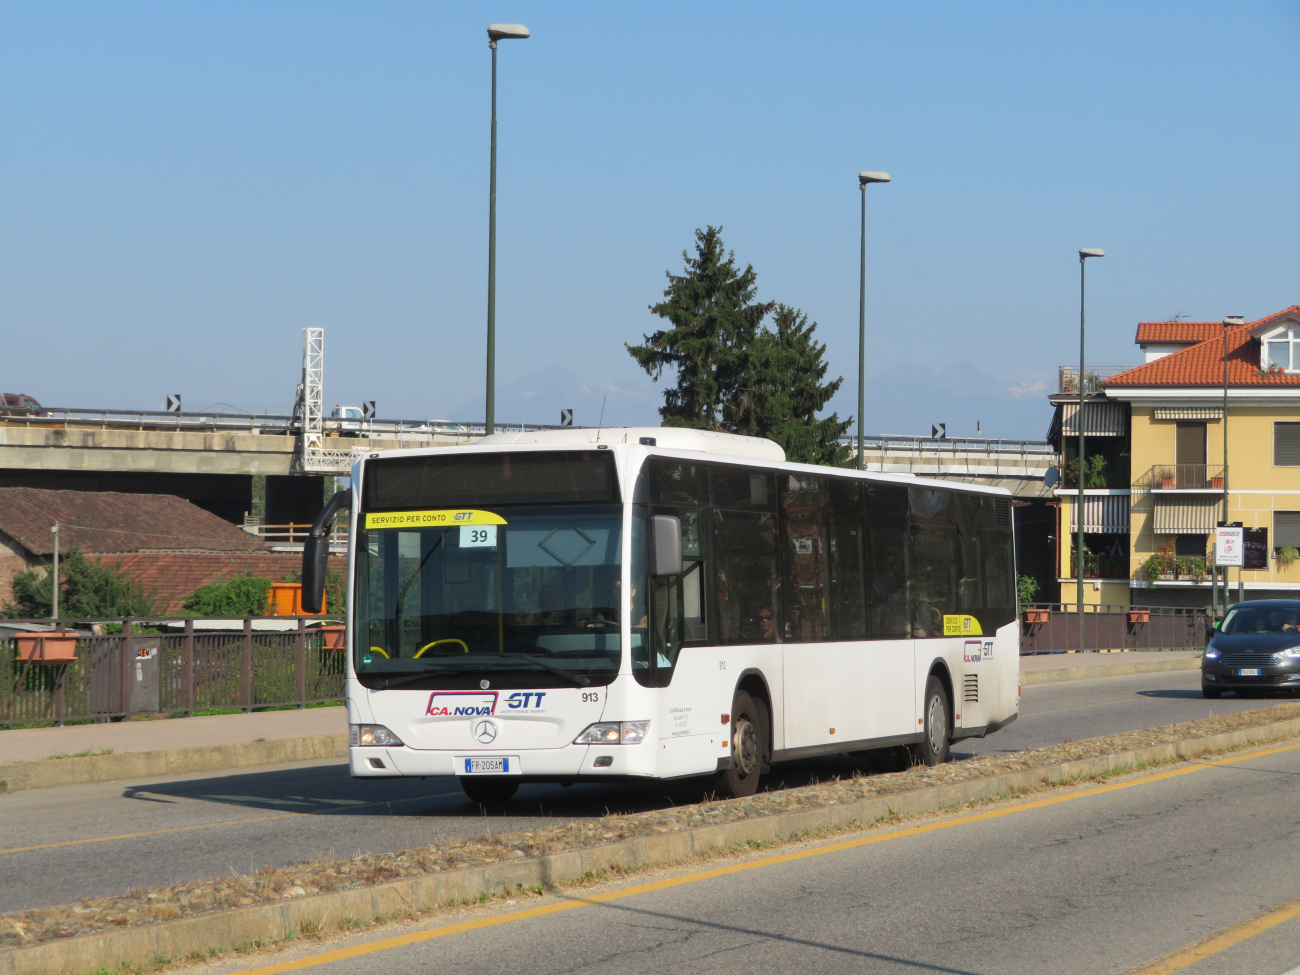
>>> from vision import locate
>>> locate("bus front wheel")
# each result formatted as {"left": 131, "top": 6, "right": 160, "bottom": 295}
{"left": 909, "top": 675, "right": 951, "bottom": 766}
{"left": 460, "top": 776, "right": 519, "bottom": 804}
{"left": 715, "top": 690, "right": 767, "bottom": 799}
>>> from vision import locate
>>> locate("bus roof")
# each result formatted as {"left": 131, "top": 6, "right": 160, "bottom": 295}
{"left": 476, "top": 427, "right": 786, "bottom": 462}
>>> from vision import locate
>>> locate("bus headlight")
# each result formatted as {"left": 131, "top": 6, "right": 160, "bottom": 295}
{"left": 574, "top": 721, "right": 649, "bottom": 745}
{"left": 350, "top": 724, "right": 404, "bottom": 747}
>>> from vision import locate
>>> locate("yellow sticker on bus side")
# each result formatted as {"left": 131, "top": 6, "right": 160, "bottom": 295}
{"left": 363, "top": 509, "right": 508, "bottom": 530}
{"left": 943, "top": 614, "right": 983, "bottom": 636}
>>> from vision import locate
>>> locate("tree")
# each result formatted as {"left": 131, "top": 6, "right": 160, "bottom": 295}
{"left": 730, "top": 304, "right": 851, "bottom": 466}
{"left": 627, "top": 226, "right": 773, "bottom": 429}
{"left": 628, "top": 227, "right": 850, "bottom": 465}
{"left": 182, "top": 575, "right": 273, "bottom": 617}
{"left": 3, "top": 547, "right": 155, "bottom": 619}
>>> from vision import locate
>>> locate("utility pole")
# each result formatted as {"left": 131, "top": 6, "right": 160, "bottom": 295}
{"left": 50, "top": 523, "right": 60, "bottom": 620}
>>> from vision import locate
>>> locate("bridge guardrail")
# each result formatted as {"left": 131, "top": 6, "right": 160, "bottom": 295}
{"left": 1019, "top": 603, "right": 1210, "bottom": 655}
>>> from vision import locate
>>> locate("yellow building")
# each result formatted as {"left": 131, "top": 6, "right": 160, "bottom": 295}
{"left": 1049, "top": 305, "right": 1300, "bottom": 610}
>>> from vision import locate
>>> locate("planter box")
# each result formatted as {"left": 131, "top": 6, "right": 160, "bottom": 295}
{"left": 15, "top": 634, "right": 78, "bottom": 663}
{"left": 1210, "top": 477, "right": 1224, "bottom": 489}
{"left": 317, "top": 624, "right": 347, "bottom": 651}
{"left": 1128, "top": 610, "right": 1150, "bottom": 624}
{"left": 1160, "top": 478, "right": 1175, "bottom": 489}
{"left": 1023, "top": 609, "right": 1050, "bottom": 624}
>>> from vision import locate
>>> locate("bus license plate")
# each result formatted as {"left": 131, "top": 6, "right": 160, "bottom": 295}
{"left": 1238, "top": 668, "right": 1261, "bottom": 677}
{"left": 462, "top": 757, "right": 515, "bottom": 774}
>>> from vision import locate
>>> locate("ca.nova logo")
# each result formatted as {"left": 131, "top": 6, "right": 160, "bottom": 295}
{"left": 426, "top": 691, "right": 499, "bottom": 718}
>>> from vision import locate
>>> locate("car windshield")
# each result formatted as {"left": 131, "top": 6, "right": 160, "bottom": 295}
{"left": 354, "top": 504, "right": 623, "bottom": 685}
{"left": 1220, "top": 605, "right": 1300, "bottom": 635}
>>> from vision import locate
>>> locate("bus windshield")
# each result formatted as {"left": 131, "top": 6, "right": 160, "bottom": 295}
{"left": 354, "top": 504, "right": 623, "bottom": 687}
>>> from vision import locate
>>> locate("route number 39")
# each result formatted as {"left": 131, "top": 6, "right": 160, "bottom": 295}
{"left": 459, "top": 525, "right": 497, "bottom": 548}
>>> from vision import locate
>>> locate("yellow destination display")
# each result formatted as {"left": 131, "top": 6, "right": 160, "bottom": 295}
{"left": 364, "top": 509, "right": 508, "bottom": 530}
{"left": 943, "top": 614, "right": 983, "bottom": 636}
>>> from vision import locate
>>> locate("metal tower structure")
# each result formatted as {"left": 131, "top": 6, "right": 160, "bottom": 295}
{"left": 295, "top": 327, "right": 363, "bottom": 473}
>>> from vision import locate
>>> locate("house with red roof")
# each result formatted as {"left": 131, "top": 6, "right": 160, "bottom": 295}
{"left": 0, "top": 487, "right": 325, "bottom": 614}
{"left": 1047, "top": 305, "right": 1300, "bottom": 610}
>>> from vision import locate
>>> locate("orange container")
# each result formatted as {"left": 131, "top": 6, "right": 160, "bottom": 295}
{"left": 15, "top": 634, "right": 78, "bottom": 663}
{"left": 267, "top": 582, "right": 326, "bottom": 616}
{"left": 317, "top": 625, "right": 347, "bottom": 651}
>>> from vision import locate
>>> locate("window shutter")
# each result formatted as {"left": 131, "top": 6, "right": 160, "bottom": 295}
{"left": 1275, "top": 424, "right": 1300, "bottom": 466}
{"left": 1275, "top": 512, "right": 1300, "bottom": 549}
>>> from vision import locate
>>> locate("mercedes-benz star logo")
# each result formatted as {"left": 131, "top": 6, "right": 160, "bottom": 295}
{"left": 474, "top": 720, "right": 498, "bottom": 744}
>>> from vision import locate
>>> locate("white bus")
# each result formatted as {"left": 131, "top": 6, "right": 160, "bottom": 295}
{"left": 301, "top": 428, "right": 1020, "bottom": 804}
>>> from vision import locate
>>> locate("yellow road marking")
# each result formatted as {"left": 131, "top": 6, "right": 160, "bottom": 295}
{"left": 1126, "top": 892, "right": 1300, "bottom": 973}
{"left": 234, "top": 737, "right": 1300, "bottom": 975}
{"left": 0, "top": 792, "right": 456, "bottom": 857}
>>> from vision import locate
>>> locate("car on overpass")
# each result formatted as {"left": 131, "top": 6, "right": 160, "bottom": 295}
{"left": 0, "top": 392, "right": 44, "bottom": 416}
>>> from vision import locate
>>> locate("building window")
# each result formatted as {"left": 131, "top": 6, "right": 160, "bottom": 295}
{"left": 1263, "top": 327, "right": 1300, "bottom": 373}
{"left": 1276, "top": 424, "right": 1300, "bottom": 466}
{"left": 1276, "top": 512, "right": 1300, "bottom": 553}
{"left": 1174, "top": 534, "right": 1207, "bottom": 558}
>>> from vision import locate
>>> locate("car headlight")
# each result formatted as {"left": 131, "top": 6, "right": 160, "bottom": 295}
{"left": 349, "top": 724, "right": 404, "bottom": 747}
{"left": 1204, "top": 648, "right": 1220, "bottom": 659}
{"left": 1273, "top": 648, "right": 1300, "bottom": 663}
{"left": 573, "top": 721, "right": 650, "bottom": 745}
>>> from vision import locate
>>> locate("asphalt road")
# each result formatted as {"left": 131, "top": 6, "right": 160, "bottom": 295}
{"left": 0, "top": 668, "right": 1279, "bottom": 915}
{"left": 204, "top": 736, "right": 1300, "bottom": 975}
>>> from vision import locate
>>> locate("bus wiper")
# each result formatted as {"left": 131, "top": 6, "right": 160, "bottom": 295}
{"left": 495, "top": 653, "right": 591, "bottom": 687}
{"left": 374, "top": 669, "right": 455, "bottom": 691}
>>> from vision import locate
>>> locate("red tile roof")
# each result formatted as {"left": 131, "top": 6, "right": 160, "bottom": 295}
{"left": 1134, "top": 321, "right": 1223, "bottom": 345}
{"left": 1108, "top": 307, "right": 1300, "bottom": 388}
{"left": 95, "top": 552, "right": 346, "bottom": 615}
{"left": 0, "top": 488, "right": 265, "bottom": 557}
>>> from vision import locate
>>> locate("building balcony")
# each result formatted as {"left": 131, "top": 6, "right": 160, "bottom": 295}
{"left": 1139, "top": 465, "right": 1226, "bottom": 493}
{"left": 1057, "top": 365, "right": 1137, "bottom": 394}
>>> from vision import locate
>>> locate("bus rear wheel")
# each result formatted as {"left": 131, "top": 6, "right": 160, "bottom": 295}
{"left": 715, "top": 690, "right": 767, "bottom": 799}
{"left": 460, "top": 776, "right": 519, "bottom": 804}
{"left": 909, "top": 675, "right": 951, "bottom": 766}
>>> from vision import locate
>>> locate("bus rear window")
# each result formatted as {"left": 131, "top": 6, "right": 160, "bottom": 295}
{"left": 364, "top": 450, "right": 619, "bottom": 509}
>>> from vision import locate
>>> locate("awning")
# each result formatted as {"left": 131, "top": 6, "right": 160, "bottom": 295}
{"left": 1153, "top": 497, "right": 1222, "bottom": 534}
{"left": 1068, "top": 495, "right": 1129, "bottom": 534}
{"left": 1060, "top": 401, "right": 1127, "bottom": 436}
{"left": 1153, "top": 407, "right": 1223, "bottom": 421}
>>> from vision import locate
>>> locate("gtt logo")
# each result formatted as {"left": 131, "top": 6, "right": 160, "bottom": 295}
{"left": 506, "top": 692, "right": 547, "bottom": 710}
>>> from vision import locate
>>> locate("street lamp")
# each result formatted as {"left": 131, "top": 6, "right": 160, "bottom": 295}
{"left": 1076, "top": 248, "right": 1104, "bottom": 655}
{"left": 857, "top": 171, "right": 890, "bottom": 470}
{"left": 1222, "top": 315, "right": 1244, "bottom": 607}
{"left": 484, "top": 23, "right": 530, "bottom": 436}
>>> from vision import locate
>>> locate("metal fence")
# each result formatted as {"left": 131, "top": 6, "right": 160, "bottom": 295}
{"left": 1, "top": 617, "right": 347, "bottom": 726}
{"left": 1019, "top": 603, "right": 1210, "bottom": 655}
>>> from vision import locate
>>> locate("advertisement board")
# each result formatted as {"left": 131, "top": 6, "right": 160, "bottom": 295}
{"left": 1215, "top": 526, "right": 1243, "bottom": 567}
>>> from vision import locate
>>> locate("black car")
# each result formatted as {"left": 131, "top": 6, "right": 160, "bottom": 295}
{"left": 1202, "top": 599, "right": 1300, "bottom": 698}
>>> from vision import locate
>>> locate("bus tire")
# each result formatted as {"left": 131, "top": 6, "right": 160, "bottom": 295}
{"left": 460, "top": 776, "right": 519, "bottom": 804}
{"left": 715, "top": 690, "right": 766, "bottom": 799}
{"left": 909, "top": 675, "right": 951, "bottom": 766}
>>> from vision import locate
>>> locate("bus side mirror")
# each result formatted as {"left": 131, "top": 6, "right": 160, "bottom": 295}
{"left": 302, "top": 490, "right": 350, "bottom": 613}
{"left": 649, "top": 514, "right": 683, "bottom": 577}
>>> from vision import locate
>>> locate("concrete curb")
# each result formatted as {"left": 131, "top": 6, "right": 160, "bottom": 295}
{"left": 0, "top": 734, "right": 346, "bottom": 795}
{"left": 5, "top": 715, "right": 1300, "bottom": 975}
{"left": 1020, "top": 656, "right": 1200, "bottom": 685}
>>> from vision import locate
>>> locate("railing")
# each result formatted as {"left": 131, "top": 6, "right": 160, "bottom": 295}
{"left": 1019, "top": 603, "right": 1210, "bottom": 654}
{"left": 840, "top": 434, "right": 1054, "bottom": 455}
{"left": 1, "top": 617, "right": 347, "bottom": 727}
{"left": 1142, "top": 465, "right": 1227, "bottom": 491}
{"left": 244, "top": 523, "right": 348, "bottom": 546}
{"left": 1058, "top": 366, "right": 1137, "bottom": 393}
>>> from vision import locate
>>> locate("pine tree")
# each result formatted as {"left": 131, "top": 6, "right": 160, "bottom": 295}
{"left": 730, "top": 304, "right": 851, "bottom": 466}
{"left": 627, "top": 226, "right": 773, "bottom": 429}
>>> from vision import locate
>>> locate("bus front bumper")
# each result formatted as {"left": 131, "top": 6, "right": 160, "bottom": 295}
{"left": 349, "top": 743, "right": 658, "bottom": 779}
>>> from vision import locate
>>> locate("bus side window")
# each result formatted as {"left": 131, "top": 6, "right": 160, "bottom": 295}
{"left": 781, "top": 475, "right": 829, "bottom": 642}
{"left": 908, "top": 488, "right": 959, "bottom": 638}
{"left": 713, "top": 508, "right": 781, "bottom": 644}
{"left": 828, "top": 479, "right": 867, "bottom": 641}
{"left": 865, "top": 484, "right": 909, "bottom": 639}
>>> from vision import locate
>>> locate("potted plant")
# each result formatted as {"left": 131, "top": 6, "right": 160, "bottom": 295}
{"left": 1278, "top": 547, "right": 1299, "bottom": 571}
{"left": 1143, "top": 544, "right": 1179, "bottom": 583}
{"left": 1128, "top": 609, "right": 1150, "bottom": 624}
{"left": 15, "top": 632, "right": 79, "bottom": 663}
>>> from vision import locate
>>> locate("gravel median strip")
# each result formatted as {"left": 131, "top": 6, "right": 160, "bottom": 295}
{"left": 4, "top": 701, "right": 1300, "bottom": 974}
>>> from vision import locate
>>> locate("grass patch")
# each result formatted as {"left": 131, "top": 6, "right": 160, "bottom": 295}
{"left": 46, "top": 748, "right": 114, "bottom": 759}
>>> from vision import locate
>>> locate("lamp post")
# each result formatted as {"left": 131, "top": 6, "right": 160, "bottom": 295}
{"left": 857, "top": 171, "right": 890, "bottom": 470}
{"left": 1223, "top": 315, "right": 1243, "bottom": 607}
{"left": 1077, "top": 248, "right": 1104, "bottom": 654}
{"left": 50, "top": 523, "right": 59, "bottom": 620}
{"left": 484, "top": 23, "right": 530, "bottom": 436}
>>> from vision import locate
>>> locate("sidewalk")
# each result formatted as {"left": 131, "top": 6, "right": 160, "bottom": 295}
{"left": 0, "top": 651, "right": 1203, "bottom": 794}
{"left": 1020, "top": 650, "right": 1201, "bottom": 685}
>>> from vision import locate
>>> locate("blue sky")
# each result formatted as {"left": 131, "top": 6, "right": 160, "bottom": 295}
{"left": 3, "top": 1, "right": 1297, "bottom": 439}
